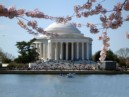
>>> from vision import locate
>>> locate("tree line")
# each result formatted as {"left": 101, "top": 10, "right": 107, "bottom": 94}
{"left": 93, "top": 48, "right": 129, "bottom": 67}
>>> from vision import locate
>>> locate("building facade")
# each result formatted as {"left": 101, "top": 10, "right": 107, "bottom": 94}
{"left": 33, "top": 23, "right": 92, "bottom": 61}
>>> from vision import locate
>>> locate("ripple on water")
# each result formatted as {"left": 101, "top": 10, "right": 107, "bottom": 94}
{"left": 0, "top": 74, "right": 129, "bottom": 97}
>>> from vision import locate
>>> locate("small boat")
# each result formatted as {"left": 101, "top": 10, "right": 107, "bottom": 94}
{"left": 67, "top": 73, "right": 75, "bottom": 78}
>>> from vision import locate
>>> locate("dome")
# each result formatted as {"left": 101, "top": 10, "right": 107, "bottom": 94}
{"left": 39, "top": 23, "right": 84, "bottom": 38}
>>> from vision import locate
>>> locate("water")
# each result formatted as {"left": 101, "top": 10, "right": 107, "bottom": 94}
{"left": 0, "top": 74, "right": 129, "bottom": 97}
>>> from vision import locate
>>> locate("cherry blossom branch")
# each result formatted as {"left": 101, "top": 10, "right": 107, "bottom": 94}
{"left": 17, "top": 19, "right": 38, "bottom": 36}
{"left": 120, "top": 0, "right": 128, "bottom": 10}
{"left": 98, "top": 31, "right": 110, "bottom": 63}
{"left": 0, "top": 4, "right": 72, "bottom": 23}
{"left": 16, "top": 17, "right": 58, "bottom": 37}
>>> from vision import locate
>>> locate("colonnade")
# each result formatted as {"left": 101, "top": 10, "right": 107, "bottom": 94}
{"left": 35, "top": 41, "right": 92, "bottom": 61}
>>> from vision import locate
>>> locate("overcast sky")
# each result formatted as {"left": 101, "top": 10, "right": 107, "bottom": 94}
{"left": 0, "top": 0, "right": 129, "bottom": 57}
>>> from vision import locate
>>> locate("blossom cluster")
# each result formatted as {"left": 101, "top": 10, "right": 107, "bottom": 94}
{"left": 126, "top": 15, "right": 129, "bottom": 21}
{"left": 27, "top": 20, "right": 58, "bottom": 37}
{"left": 87, "top": 23, "right": 99, "bottom": 34}
{"left": 55, "top": 16, "right": 72, "bottom": 23}
{"left": 98, "top": 3, "right": 124, "bottom": 29}
{"left": 98, "top": 32, "right": 110, "bottom": 62}
{"left": 74, "top": 0, "right": 129, "bottom": 33}
{"left": 100, "top": 13, "right": 123, "bottom": 29}
{"left": 25, "top": 9, "right": 45, "bottom": 18}
{"left": 71, "top": 23, "right": 82, "bottom": 28}
{"left": 27, "top": 20, "right": 37, "bottom": 29}
{"left": 74, "top": 2, "right": 107, "bottom": 18}
{"left": 18, "top": 20, "right": 58, "bottom": 37}
{"left": 100, "top": 1, "right": 129, "bottom": 29}
{"left": 0, "top": 4, "right": 24, "bottom": 19}
{"left": 126, "top": 32, "right": 129, "bottom": 39}
{"left": 26, "top": 9, "right": 72, "bottom": 23}
{"left": 17, "top": 20, "right": 38, "bottom": 35}
{"left": 124, "top": 0, "right": 129, "bottom": 11}
{"left": 0, "top": 4, "right": 72, "bottom": 23}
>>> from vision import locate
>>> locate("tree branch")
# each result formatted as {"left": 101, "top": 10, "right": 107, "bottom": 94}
{"left": 120, "top": 0, "right": 127, "bottom": 10}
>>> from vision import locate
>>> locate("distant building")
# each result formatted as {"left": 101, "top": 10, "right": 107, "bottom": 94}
{"left": 33, "top": 23, "right": 92, "bottom": 61}
{"left": 100, "top": 61, "right": 117, "bottom": 70}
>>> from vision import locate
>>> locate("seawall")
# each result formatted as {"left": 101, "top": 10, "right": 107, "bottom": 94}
{"left": 0, "top": 70, "right": 129, "bottom": 74}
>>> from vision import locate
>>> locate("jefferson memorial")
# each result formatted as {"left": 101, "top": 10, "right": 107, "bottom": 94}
{"left": 34, "top": 23, "right": 92, "bottom": 61}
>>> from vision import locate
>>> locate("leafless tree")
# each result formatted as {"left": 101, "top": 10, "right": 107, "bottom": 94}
{"left": 0, "top": 47, "right": 14, "bottom": 62}
{"left": 116, "top": 48, "right": 129, "bottom": 59}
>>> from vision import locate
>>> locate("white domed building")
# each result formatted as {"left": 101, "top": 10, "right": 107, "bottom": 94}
{"left": 34, "top": 23, "right": 92, "bottom": 61}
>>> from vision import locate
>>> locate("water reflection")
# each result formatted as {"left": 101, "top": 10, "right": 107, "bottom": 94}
{"left": 0, "top": 74, "right": 129, "bottom": 97}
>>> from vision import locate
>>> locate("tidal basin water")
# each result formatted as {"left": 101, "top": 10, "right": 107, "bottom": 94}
{"left": 0, "top": 74, "right": 129, "bottom": 97}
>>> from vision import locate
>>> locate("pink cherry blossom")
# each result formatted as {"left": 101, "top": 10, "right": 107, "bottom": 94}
{"left": 125, "top": 15, "right": 129, "bottom": 21}
{"left": 87, "top": 23, "right": 99, "bottom": 33}
{"left": 76, "top": 13, "right": 81, "bottom": 18}
{"left": 98, "top": 36, "right": 102, "bottom": 40}
{"left": 100, "top": 15, "right": 107, "bottom": 22}
{"left": 109, "top": 13, "right": 115, "bottom": 20}
{"left": 83, "top": 3, "right": 92, "bottom": 9}
{"left": 124, "top": 1, "right": 129, "bottom": 11}
{"left": 17, "top": 9, "right": 25, "bottom": 16}
{"left": 27, "top": 21, "right": 37, "bottom": 29}
{"left": 96, "top": 4, "right": 103, "bottom": 12}
{"left": 81, "top": 12, "right": 90, "bottom": 17}
{"left": 113, "top": 3, "right": 122, "bottom": 12}
{"left": 126, "top": 32, "right": 129, "bottom": 39}
{"left": 17, "top": 20, "right": 27, "bottom": 29}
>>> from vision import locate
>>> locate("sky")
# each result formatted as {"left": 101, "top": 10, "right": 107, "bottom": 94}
{"left": 0, "top": 0, "right": 129, "bottom": 58}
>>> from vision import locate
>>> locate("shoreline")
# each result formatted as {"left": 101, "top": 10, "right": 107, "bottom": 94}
{"left": 0, "top": 70, "right": 129, "bottom": 74}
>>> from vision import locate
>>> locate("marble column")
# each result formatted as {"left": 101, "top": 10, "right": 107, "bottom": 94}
{"left": 57, "top": 43, "right": 59, "bottom": 60}
{"left": 55, "top": 42, "right": 58, "bottom": 60}
{"left": 66, "top": 42, "right": 68, "bottom": 60}
{"left": 40, "top": 43, "right": 43, "bottom": 58}
{"left": 35, "top": 43, "right": 38, "bottom": 52}
{"left": 60, "top": 42, "right": 63, "bottom": 60}
{"left": 87, "top": 42, "right": 89, "bottom": 60}
{"left": 43, "top": 43, "right": 46, "bottom": 59}
{"left": 71, "top": 42, "right": 74, "bottom": 60}
{"left": 88, "top": 43, "right": 92, "bottom": 60}
{"left": 39, "top": 43, "right": 41, "bottom": 58}
{"left": 48, "top": 41, "right": 52, "bottom": 59}
{"left": 42, "top": 43, "right": 44, "bottom": 58}
{"left": 82, "top": 42, "right": 84, "bottom": 60}
{"left": 37, "top": 43, "right": 40, "bottom": 54}
{"left": 52, "top": 43, "right": 55, "bottom": 60}
{"left": 77, "top": 42, "right": 79, "bottom": 60}
{"left": 47, "top": 42, "right": 49, "bottom": 59}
